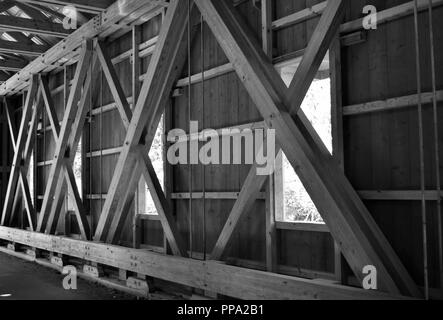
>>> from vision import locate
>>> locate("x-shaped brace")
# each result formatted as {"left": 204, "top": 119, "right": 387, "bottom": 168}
{"left": 3, "top": 94, "right": 38, "bottom": 231}
{"left": 194, "top": 0, "right": 420, "bottom": 297}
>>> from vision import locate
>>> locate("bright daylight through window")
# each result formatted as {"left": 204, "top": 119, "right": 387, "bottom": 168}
{"left": 277, "top": 56, "right": 332, "bottom": 224}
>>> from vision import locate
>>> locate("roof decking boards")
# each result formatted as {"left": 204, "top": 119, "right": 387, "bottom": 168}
{"left": 0, "top": 0, "right": 167, "bottom": 95}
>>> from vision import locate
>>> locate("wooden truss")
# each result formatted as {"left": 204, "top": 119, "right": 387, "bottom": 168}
{"left": 2, "top": 82, "right": 39, "bottom": 231}
{"left": 194, "top": 0, "right": 420, "bottom": 297}
{"left": 93, "top": 0, "right": 194, "bottom": 257}
{"left": 1, "top": 2, "right": 189, "bottom": 256}
{"left": 0, "top": 0, "right": 424, "bottom": 299}
{"left": 32, "top": 41, "right": 93, "bottom": 240}
{"left": 90, "top": 0, "right": 419, "bottom": 297}
{"left": 1, "top": 65, "right": 90, "bottom": 238}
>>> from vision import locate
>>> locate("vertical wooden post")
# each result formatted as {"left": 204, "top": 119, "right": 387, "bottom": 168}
{"left": 261, "top": 0, "right": 277, "bottom": 273}
{"left": 32, "top": 94, "right": 38, "bottom": 229}
{"left": 133, "top": 24, "right": 142, "bottom": 249}
{"left": 63, "top": 66, "right": 70, "bottom": 234}
{"left": 163, "top": 98, "right": 173, "bottom": 255}
{"left": 330, "top": 33, "right": 345, "bottom": 284}
{"left": 261, "top": 0, "right": 273, "bottom": 57}
{"left": 1, "top": 102, "right": 6, "bottom": 213}
{"left": 265, "top": 174, "right": 277, "bottom": 272}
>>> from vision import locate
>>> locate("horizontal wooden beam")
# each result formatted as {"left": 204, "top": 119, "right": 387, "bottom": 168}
{"left": 0, "top": 226, "right": 408, "bottom": 300}
{"left": 276, "top": 221, "right": 330, "bottom": 233}
{"left": 272, "top": 0, "right": 443, "bottom": 32}
{"left": 0, "top": 15, "right": 70, "bottom": 37}
{"left": 359, "top": 190, "right": 443, "bottom": 201}
{"left": 340, "top": 0, "right": 443, "bottom": 34}
{"left": 171, "top": 192, "right": 267, "bottom": 200}
{"left": 176, "top": 63, "right": 234, "bottom": 87}
{"left": 344, "top": 91, "right": 443, "bottom": 116}
{"left": 272, "top": 1, "right": 328, "bottom": 30}
{"left": 82, "top": 192, "right": 267, "bottom": 201}
{"left": 173, "top": 31, "right": 362, "bottom": 89}
{"left": 0, "top": 39, "right": 48, "bottom": 56}
{"left": 86, "top": 146, "right": 122, "bottom": 158}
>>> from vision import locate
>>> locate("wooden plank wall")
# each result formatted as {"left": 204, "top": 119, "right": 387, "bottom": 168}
{"left": 1, "top": 0, "right": 442, "bottom": 291}
{"left": 170, "top": 0, "right": 335, "bottom": 273}
{"left": 344, "top": 0, "right": 443, "bottom": 289}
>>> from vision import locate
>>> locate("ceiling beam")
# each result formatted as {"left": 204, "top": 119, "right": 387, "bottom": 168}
{"left": 0, "top": 52, "right": 30, "bottom": 62}
{"left": 16, "top": 1, "right": 48, "bottom": 20}
{"left": 20, "top": 1, "right": 89, "bottom": 25}
{"left": 0, "top": 14, "right": 70, "bottom": 37}
{"left": 0, "top": 40, "right": 48, "bottom": 56}
{"left": 0, "top": 58, "right": 27, "bottom": 71}
{"left": 16, "top": 0, "right": 114, "bottom": 13}
{"left": 0, "top": 39, "right": 47, "bottom": 55}
{"left": 5, "top": 31, "right": 36, "bottom": 46}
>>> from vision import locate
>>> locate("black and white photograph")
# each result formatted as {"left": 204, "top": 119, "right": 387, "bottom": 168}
{"left": 0, "top": 0, "right": 442, "bottom": 311}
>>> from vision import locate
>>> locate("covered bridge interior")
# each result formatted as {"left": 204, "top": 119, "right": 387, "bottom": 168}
{"left": 0, "top": 0, "right": 442, "bottom": 300}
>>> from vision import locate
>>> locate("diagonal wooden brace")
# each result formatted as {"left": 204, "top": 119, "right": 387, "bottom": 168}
{"left": 94, "top": 0, "right": 196, "bottom": 247}
{"left": 4, "top": 95, "right": 38, "bottom": 230}
{"left": 42, "top": 52, "right": 101, "bottom": 239}
{"left": 195, "top": 0, "right": 420, "bottom": 297}
{"left": 96, "top": 40, "right": 187, "bottom": 256}
{"left": 1, "top": 75, "right": 39, "bottom": 227}
{"left": 36, "top": 40, "right": 93, "bottom": 234}
{"left": 39, "top": 75, "right": 91, "bottom": 239}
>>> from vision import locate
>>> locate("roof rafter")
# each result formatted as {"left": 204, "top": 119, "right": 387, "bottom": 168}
{"left": 21, "top": 1, "right": 89, "bottom": 25}
{"left": 15, "top": 1, "right": 47, "bottom": 20}
{"left": 0, "top": 14, "right": 70, "bottom": 37}
{"left": 4, "top": 31, "right": 35, "bottom": 45}
{"left": 16, "top": 0, "right": 114, "bottom": 14}
{"left": 0, "top": 38, "right": 47, "bottom": 55}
